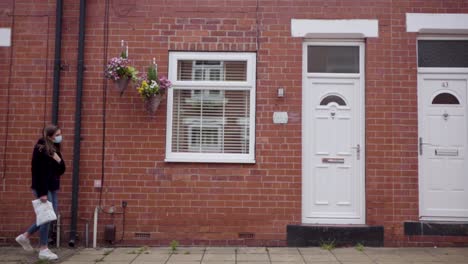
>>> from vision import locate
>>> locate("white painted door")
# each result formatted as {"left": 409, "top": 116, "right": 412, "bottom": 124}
{"left": 419, "top": 74, "right": 468, "bottom": 221}
{"left": 302, "top": 42, "right": 365, "bottom": 224}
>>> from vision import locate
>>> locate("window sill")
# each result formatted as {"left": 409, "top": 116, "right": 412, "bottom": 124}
{"left": 165, "top": 157, "right": 256, "bottom": 164}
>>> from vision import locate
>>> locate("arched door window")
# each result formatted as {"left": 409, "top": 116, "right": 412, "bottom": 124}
{"left": 320, "top": 95, "right": 347, "bottom": 106}
{"left": 432, "top": 92, "right": 460, "bottom": 105}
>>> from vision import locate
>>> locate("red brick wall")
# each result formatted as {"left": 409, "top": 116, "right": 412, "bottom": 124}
{"left": 1, "top": 0, "right": 467, "bottom": 247}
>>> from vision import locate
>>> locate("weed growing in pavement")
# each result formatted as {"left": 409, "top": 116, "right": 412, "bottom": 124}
{"left": 355, "top": 243, "right": 365, "bottom": 252}
{"left": 170, "top": 240, "right": 179, "bottom": 253}
{"left": 320, "top": 240, "right": 336, "bottom": 251}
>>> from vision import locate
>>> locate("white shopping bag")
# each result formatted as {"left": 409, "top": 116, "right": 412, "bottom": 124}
{"left": 32, "top": 199, "right": 57, "bottom": 226}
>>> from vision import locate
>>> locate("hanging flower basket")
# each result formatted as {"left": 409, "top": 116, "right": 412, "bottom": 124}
{"left": 144, "top": 94, "right": 163, "bottom": 114}
{"left": 104, "top": 42, "right": 138, "bottom": 96}
{"left": 137, "top": 61, "right": 172, "bottom": 115}
{"left": 115, "top": 76, "right": 131, "bottom": 96}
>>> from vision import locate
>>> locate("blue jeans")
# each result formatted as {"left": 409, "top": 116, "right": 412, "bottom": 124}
{"left": 25, "top": 190, "right": 58, "bottom": 246}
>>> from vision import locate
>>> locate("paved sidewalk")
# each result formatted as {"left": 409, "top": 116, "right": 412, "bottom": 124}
{"left": 1, "top": 246, "right": 467, "bottom": 264}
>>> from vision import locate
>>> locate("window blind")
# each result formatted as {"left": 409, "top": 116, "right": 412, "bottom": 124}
{"left": 178, "top": 60, "right": 247, "bottom": 81}
{"left": 171, "top": 89, "right": 250, "bottom": 154}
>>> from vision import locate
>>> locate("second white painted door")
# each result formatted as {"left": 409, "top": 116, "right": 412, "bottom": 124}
{"left": 303, "top": 77, "right": 364, "bottom": 224}
{"left": 302, "top": 41, "right": 365, "bottom": 224}
{"left": 419, "top": 73, "right": 468, "bottom": 221}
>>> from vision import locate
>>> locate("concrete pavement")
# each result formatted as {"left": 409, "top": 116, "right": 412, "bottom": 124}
{"left": 1, "top": 246, "right": 467, "bottom": 263}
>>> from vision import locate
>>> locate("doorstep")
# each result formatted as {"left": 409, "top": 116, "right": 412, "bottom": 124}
{"left": 404, "top": 221, "right": 468, "bottom": 236}
{"left": 287, "top": 224, "right": 384, "bottom": 247}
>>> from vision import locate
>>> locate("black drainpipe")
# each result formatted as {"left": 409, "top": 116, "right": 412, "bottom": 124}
{"left": 51, "top": 0, "right": 63, "bottom": 125}
{"left": 69, "top": 0, "right": 86, "bottom": 247}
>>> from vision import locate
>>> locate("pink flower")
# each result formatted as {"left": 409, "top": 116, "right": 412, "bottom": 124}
{"left": 158, "top": 76, "right": 172, "bottom": 90}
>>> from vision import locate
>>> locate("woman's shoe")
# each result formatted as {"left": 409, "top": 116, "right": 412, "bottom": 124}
{"left": 15, "top": 234, "right": 34, "bottom": 252}
{"left": 38, "top": 249, "right": 58, "bottom": 260}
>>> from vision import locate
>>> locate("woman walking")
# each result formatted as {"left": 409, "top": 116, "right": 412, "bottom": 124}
{"left": 15, "top": 125, "right": 66, "bottom": 260}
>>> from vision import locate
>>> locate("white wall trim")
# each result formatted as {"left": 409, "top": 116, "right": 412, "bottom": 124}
{"left": 407, "top": 13, "right": 468, "bottom": 34}
{"left": 291, "top": 19, "right": 378, "bottom": 38}
{"left": 0, "top": 28, "right": 11, "bottom": 47}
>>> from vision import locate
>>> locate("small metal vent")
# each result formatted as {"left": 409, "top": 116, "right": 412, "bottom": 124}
{"left": 134, "top": 232, "right": 151, "bottom": 239}
{"left": 238, "top": 232, "right": 255, "bottom": 239}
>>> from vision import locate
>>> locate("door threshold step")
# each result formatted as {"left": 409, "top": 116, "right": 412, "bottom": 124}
{"left": 287, "top": 224, "right": 384, "bottom": 247}
{"left": 404, "top": 221, "right": 468, "bottom": 236}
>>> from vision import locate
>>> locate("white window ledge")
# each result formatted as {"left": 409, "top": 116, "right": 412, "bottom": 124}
{"left": 291, "top": 19, "right": 378, "bottom": 38}
{"left": 0, "top": 28, "right": 11, "bottom": 47}
{"left": 406, "top": 13, "right": 468, "bottom": 34}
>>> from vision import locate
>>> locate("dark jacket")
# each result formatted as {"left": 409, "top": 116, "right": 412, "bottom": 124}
{"left": 31, "top": 139, "right": 66, "bottom": 197}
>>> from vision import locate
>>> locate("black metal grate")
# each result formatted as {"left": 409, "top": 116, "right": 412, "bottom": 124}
{"left": 238, "top": 232, "right": 255, "bottom": 239}
{"left": 134, "top": 232, "right": 151, "bottom": 239}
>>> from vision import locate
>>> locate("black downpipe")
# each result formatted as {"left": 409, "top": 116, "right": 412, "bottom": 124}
{"left": 51, "top": 0, "right": 63, "bottom": 125}
{"left": 69, "top": 0, "right": 86, "bottom": 248}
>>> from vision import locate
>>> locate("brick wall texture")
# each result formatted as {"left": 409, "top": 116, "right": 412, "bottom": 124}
{"left": 1, "top": 0, "right": 468, "bottom": 247}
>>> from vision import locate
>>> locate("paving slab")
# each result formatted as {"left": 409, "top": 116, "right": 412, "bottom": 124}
{"left": 101, "top": 251, "right": 138, "bottom": 262}
{"left": 0, "top": 246, "right": 76, "bottom": 263}
{"left": 299, "top": 248, "right": 336, "bottom": 255}
{"left": 202, "top": 253, "right": 236, "bottom": 261}
{"left": 205, "top": 247, "right": 237, "bottom": 254}
{"left": 339, "top": 259, "right": 375, "bottom": 264}
{"left": 367, "top": 252, "right": 406, "bottom": 262}
{"left": 147, "top": 247, "right": 175, "bottom": 254}
{"left": 168, "top": 253, "right": 204, "bottom": 261}
{"left": 267, "top": 247, "right": 301, "bottom": 254}
{"left": 176, "top": 247, "right": 206, "bottom": 254}
{"left": 331, "top": 248, "right": 365, "bottom": 254}
{"left": 334, "top": 255, "right": 373, "bottom": 262}
{"left": 66, "top": 253, "right": 107, "bottom": 262}
{"left": 303, "top": 261, "right": 340, "bottom": 264}
{"left": 236, "top": 253, "right": 270, "bottom": 262}
{"left": 165, "top": 261, "right": 201, "bottom": 264}
{"left": 235, "top": 262, "right": 270, "bottom": 264}
{"left": 133, "top": 253, "right": 171, "bottom": 262}
{"left": 202, "top": 261, "right": 236, "bottom": 264}
{"left": 132, "top": 262, "right": 168, "bottom": 264}
{"left": 3, "top": 245, "right": 468, "bottom": 264}
{"left": 302, "top": 255, "right": 339, "bottom": 262}
{"left": 435, "top": 255, "right": 468, "bottom": 262}
{"left": 269, "top": 253, "right": 305, "bottom": 263}
{"left": 364, "top": 247, "right": 401, "bottom": 255}
{"left": 269, "top": 262, "right": 305, "bottom": 264}
{"left": 237, "top": 247, "right": 269, "bottom": 254}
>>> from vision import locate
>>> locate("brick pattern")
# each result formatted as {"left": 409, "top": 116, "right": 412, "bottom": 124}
{"left": 1, "top": 0, "right": 468, "bottom": 247}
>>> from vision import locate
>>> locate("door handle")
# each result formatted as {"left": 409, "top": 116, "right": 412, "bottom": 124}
{"left": 419, "top": 137, "right": 423, "bottom": 155}
{"left": 351, "top": 144, "right": 360, "bottom": 160}
{"left": 419, "top": 137, "right": 435, "bottom": 155}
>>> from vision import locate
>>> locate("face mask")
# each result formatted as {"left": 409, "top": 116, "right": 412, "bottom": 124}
{"left": 53, "top": 135, "right": 63, "bottom": 144}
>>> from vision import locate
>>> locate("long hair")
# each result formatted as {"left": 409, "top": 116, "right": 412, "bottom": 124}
{"left": 41, "top": 124, "right": 61, "bottom": 156}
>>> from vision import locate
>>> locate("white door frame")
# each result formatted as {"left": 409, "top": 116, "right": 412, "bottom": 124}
{"left": 302, "top": 40, "right": 366, "bottom": 224}
{"left": 417, "top": 36, "right": 468, "bottom": 221}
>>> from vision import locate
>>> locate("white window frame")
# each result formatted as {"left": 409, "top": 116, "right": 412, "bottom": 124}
{"left": 166, "top": 52, "right": 256, "bottom": 163}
